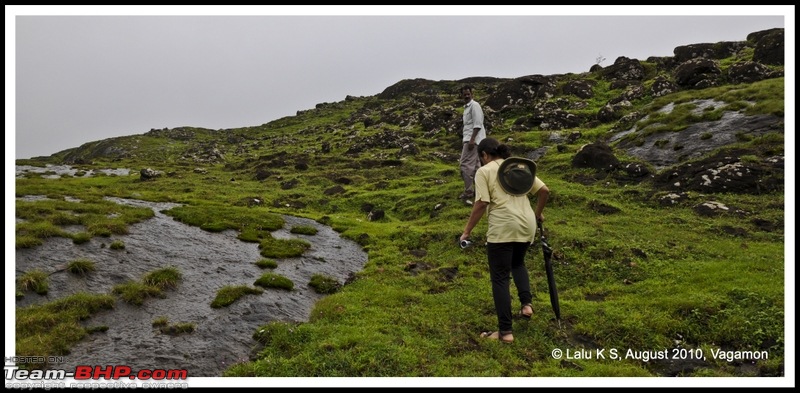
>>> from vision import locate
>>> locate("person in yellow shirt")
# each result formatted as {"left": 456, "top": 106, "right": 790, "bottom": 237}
{"left": 460, "top": 137, "right": 550, "bottom": 343}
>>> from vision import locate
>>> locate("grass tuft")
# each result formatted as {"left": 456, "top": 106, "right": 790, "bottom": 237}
{"left": 211, "top": 285, "right": 264, "bottom": 308}
{"left": 254, "top": 273, "right": 294, "bottom": 291}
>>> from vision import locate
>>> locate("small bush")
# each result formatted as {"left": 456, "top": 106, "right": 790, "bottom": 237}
{"left": 254, "top": 273, "right": 294, "bottom": 291}
{"left": 109, "top": 240, "right": 125, "bottom": 250}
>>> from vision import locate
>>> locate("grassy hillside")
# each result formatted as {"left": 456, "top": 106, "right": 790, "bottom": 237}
{"left": 14, "top": 32, "right": 785, "bottom": 378}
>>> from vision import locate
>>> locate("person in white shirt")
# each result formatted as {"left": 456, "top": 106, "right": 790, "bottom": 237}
{"left": 459, "top": 85, "right": 486, "bottom": 203}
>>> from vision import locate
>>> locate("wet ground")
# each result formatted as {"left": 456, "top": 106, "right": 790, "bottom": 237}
{"left": 15, "top": 197, "right": 368, "bottom": 377}
{"left": 16, "top": 164, "right": 131, "bottom": 179}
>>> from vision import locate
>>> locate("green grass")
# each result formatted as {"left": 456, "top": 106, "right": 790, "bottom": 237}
{"left": 71, "top": 232, "right": 92, "bottom": 244}
{"left": 67, "top": 259, "right": 96, "bottom": 276}
{"left": 290, "top": 225, "right": 318, "bottom": 235}
{"left": 111, "top": 266, "right": 182, "bottom": 305}
{"left": 112, "top": 281, "right": 164, "bottom": 306}
{"left": 211, "top": 285, "right": 264, "bottom": 308}
{"left": 254, "top": 273, "right": 294, "bottom": 291}
{"left": 16, "top": 293, "right": 116, "bottom": 369}
{"left": 160, "top": 322, "right": 196, "bottom": 335}
{"left": 255, "top": 258, "right": 278, "bottom": 269}
{"left": 14, "top": 197, "right": 154, "bottom": 247}
{"left": 152, "top": 316, "right": 169, "bottom": 327}
{"left": 142, "top": 266, "right": 182, "bottom": 290}
{"left": 17, "top": 270, "right": 50, "bottom": 295}
{"left": 109, "top": 240, "right": 125, "bottom": 250}
{"left": 309, "top": 274, "right": 341, "bottom": 294}
{"left": 259, "top": 234, "right": 311, "bottom": 258}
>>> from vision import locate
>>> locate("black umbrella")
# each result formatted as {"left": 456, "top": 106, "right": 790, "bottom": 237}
{"left": 538, "top": 221, "right": 561, "bottom": 322}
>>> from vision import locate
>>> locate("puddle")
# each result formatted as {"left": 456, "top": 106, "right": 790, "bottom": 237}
{"left": 16, "top": 165, "right": 131, "bottom": 178}
{"left": 15, "top": 197, "right": 368, "bottom": 376}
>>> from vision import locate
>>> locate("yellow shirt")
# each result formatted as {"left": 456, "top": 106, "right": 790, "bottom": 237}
{"left": 474, "top": 159, "right": 545, "bottom": 243}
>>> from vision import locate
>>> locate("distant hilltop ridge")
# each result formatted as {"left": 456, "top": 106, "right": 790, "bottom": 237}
{"left": 374, "top": 28, "right": 783, "bottom": 113}
{"left": 33, "top": 27, "right": 782, "bottom": 193}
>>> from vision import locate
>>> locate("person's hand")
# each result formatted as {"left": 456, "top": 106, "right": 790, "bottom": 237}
{"left": 467, "top": 142, "right": 475, "bottom": 151}
{"left": 536, "top": 213, "right": 545, "bottom": 223}
{"left": 460, "top": 233, "right": 470, "bottom": 242}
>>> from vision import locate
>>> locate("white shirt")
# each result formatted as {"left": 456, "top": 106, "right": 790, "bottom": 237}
{"left": 462, "top": 99, "right": 486, "bottom": 144}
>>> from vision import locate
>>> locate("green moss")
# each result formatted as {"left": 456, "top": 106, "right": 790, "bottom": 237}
{"left": 255, "top": 258, "right": 278, "bottom": 269}
{"left": 290, "top": 225, "right": 318, "bottom": 235}
{"left": 254, "top": 273, "right": 294, "bottom": 291}
{"left": 211, "top": 285, "right": 264, "bottom": 308}
{"left": 259, "top": 234, "right": 310, "bottom": 258}
{"left": 309, "top": 274, "right": 341, "bottom": 294}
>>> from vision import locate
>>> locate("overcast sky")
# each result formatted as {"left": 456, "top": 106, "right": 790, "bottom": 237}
{"left": 7, "top": 6, "right": 791, "bottom": 160}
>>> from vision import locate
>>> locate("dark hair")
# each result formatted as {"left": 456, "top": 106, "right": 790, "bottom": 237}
{"left": 477, "top": 137, "right": 511, "bottom": 159}
{"left": 460, "top": 85, "right": 473, "bottom": 94}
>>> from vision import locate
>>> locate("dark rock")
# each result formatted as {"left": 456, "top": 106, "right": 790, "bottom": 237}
{"left": 572, "top": 143, "right": 620, "bottom": 171}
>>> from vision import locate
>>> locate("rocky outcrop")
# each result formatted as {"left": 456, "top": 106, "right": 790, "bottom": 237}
{"left": 599, "top": 56, "right": 646, "bottom": 82}
{"left": 653, "top": 149, "right": 784, "bottom": 194}
{"left": 484, "top": 75, "right": 558, "bottom": 111}
{"left": 673, "top": 41, "right": 746, "bottom": 63}
{"left": 674, "top": 58, "right": 722, "bottom": 89}
{"left": 749, "top": 28, "right": 784, "bottom": 65}
{"left": 572, "top": 143, "right": 620, "bottom": 171}
{"left": 728, "top": 61, "right": 773, "bottom": 84}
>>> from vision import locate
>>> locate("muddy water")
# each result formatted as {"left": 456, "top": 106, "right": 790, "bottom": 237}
{"left": 15, "top": 197, "right": 368, "bottom": 377}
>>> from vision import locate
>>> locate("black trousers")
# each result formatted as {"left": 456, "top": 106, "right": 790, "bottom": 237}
{"left": 487, "top": 242, "right": 533, "bottom": 332}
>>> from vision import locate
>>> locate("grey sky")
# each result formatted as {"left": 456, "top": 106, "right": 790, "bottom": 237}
{"left": 9, "top": 6, "right": 790, "bottom": 159}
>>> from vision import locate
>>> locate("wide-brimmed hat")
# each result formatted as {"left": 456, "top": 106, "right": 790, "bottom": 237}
{"left": 497, "top": 157, "right": 537, "bottom": 195}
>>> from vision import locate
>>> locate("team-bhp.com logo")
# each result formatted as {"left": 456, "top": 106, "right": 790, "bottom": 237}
{"left": 6, "top": 357, "right": 189, "bottom": 389}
